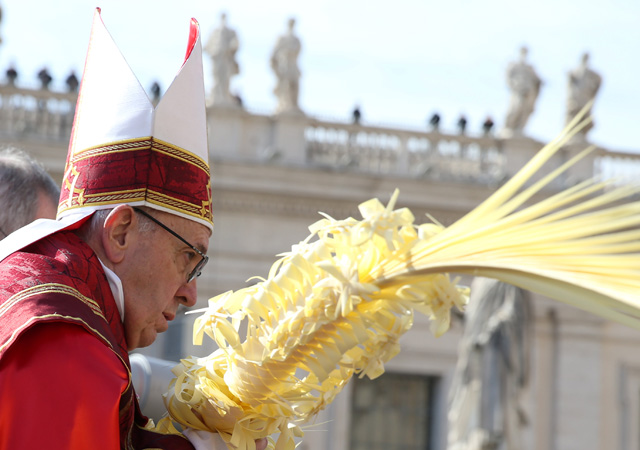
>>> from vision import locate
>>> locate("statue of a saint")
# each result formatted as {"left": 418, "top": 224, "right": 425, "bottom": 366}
{"left": 270, "top": 18, "right": 303, "bottom": 115}
{"left": 501, "top": 46, "right": 542, "bottom": 137}
{"left": 447, "top": 277, "right": 531, "bottom": 450}
{"left": 205, "top": 13, "right": 240, "bottom": 107}
{"left": 565, "top": 52, "right": 602, "bottom": 138}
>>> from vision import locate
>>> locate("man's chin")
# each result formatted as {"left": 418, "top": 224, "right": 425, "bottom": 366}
{"left": 129, "top": 330, "right": 159, "bottom": 350}
{"left": 157, "top": 321, "right": 169, "bottom": 334}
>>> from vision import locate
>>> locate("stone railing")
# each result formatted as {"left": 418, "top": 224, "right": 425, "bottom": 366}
{"left": 2, "top": 85, "right": 639, "bottom": 188}
{"left": 305, "top": 118, "right": 640, "bottom": 188}
{"left": 594, "top": 149, "right": 640, "bottom": 183}
{"left": 0, "top": 84, "right": 77, "bottom": 142}
{"left": 305, "top": 119, "right": 507, "bottom": 184}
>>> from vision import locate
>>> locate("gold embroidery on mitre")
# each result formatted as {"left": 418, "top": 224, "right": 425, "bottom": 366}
{"left": 146, "top": 190, "right": 212, "bottom": 222}
{"left": 58, "top": 137, "right": 212, "bottom": 226}
{"left": 58, "top": 189, "right": 148, "bottom": 214}
{"left": 63, "top": 165, "right": 87, "bottom": 208}
{"left": 82, "top": 188, "right": 147, "bottom": 205}
{"left": 151, "top": 139, "right": 209, "bottom": 176}
{"left": 71, "top": 137, "right": 153, "bottom": 162}
{"left": 200, "top": 180, "right": 212, "bottom": 218}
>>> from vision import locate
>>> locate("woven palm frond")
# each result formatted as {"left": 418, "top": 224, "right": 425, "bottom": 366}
{"left": 160, "top": 105, "right": 640, "bottom": 450}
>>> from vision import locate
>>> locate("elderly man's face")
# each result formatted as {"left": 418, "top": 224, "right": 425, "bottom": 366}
{"left": 118, "top": 211, "right": 211, "bottom": 350}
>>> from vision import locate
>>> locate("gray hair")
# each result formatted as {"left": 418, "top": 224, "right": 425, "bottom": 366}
{"left": 75, "top": 206, "right": 157, "bottom": 243}
{"left": 0, "top": 148, "right": 60, "bottom": 237}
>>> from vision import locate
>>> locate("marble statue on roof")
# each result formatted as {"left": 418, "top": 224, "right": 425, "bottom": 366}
{"left": 205, "top": 13, "right": 240, "bottom": 107}
{"left": 501, "top": 46, "right": 542, "bottom": 138}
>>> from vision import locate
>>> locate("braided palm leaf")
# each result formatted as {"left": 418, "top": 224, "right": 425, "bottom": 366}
{"left": 161, "top": 109, "right": 640, "bottom": 449}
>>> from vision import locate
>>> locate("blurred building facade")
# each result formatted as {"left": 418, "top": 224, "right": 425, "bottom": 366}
{"left": 3, "top": 42, "right": 640, "bottom": 450}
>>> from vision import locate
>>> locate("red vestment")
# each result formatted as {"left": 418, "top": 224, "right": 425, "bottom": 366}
{"left": 0, "top": 230, "right": 194, "bottom": 449}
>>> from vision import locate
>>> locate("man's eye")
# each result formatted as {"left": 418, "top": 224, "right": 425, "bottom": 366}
{"left": 181, "top": 251, "right": 195, "bottom": 267}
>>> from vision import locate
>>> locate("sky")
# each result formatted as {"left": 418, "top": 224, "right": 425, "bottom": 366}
{"left": 1, "top": 0, "right": 639, "bottom": 152}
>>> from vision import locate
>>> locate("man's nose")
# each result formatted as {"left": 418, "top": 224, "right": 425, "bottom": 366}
{"left": 176, "top": 279, "right": 198, "bottom": 307}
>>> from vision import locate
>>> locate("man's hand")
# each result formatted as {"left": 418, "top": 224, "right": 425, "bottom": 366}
{"left": 256, "top": 438, "right": 268, "bottom": 450}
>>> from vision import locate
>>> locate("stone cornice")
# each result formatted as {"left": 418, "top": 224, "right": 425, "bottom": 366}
{"left": 211, "top": 159, "right": 473, "bottom": 225}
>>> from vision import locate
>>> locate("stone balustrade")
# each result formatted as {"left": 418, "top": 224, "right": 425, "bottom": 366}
{"left": 304, "top": 119, "right": 640, "bottom": 189}
{"left": 305, "top": 118, "right": 506, "bottom": 184}
{"left": 595, "top": 149, "right": 640, "bottom": 183}
{"left": 1, "top": 83, "right": 639, "bottom": 190}
{"left": 0, "top": 84, "right": 77, "bottom": 143}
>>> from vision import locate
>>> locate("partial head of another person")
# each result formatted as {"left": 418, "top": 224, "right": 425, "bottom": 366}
{"left": 0, "top": 148, "right": 60, "bottom": 238}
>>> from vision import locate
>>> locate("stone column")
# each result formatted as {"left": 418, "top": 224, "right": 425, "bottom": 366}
{"left": 560, "top": 142, "right": 598, "bottom": 185}
{"left": 270, "top": 111, "right": 308, "bottom": 165}
{"left": 208, "top": 105, "right": 250, "bottom": 159}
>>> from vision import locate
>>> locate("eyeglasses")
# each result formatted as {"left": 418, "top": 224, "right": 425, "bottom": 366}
{"left": 133, "top": 207, "right": 208, "bottom": 284}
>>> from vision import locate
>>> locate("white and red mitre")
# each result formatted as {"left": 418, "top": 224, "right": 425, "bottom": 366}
{"left": 59, "top": 8, "right": 213, "bottom": 231}
{"left": 0, "top": 9, "right": 212, "bottom": 261}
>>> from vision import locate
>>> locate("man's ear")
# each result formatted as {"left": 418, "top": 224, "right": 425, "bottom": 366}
{"left": 101, "top": 205, "right": 137, "bottom": 264}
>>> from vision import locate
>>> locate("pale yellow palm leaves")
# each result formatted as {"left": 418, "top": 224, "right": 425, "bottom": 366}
{"left": 160, "top": 106, "right": 640, "bottom": 449}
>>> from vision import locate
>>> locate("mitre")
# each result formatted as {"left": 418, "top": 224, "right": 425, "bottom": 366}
{"left": 58, "top": 7, "right": 213, "bottom": 231}
{"left": 0, "top": 8, "right": 212, "bottom": 261}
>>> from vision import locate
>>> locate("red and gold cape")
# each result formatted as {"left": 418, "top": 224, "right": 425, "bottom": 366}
{"left": 0, "top": 230, "right": 192, "bottom": 449}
